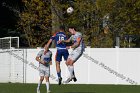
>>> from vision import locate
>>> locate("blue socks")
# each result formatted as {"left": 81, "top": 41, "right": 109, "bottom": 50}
{"left": 57, "top": 72, "right": 61, "bottom": 78}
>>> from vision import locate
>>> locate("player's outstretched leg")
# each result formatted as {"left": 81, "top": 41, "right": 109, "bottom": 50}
{"left": 56, "top": 61, "right": 62, "bottom": 85}
{"left": 65, "top": 77, "right": 72, "bottom": 83}
{"left": 65, "top": 59, "right": 77, "bottom": 83}
{"left": 72, "top": 71, "right": 77, "bottom": 82}
{"left": 64, "top": 74, "right": 77, "bottom": 83}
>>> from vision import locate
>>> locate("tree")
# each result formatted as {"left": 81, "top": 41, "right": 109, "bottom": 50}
{"left": 0, "top": 0, "right": 21, "bottom": 38}
{"left": 18, "top": 0, "right": 140, "bottom": 48}
{"left": 53, "top": 0, "right": 140, "bottom": 48}
{"left": 18, "top": 0, "right": 52, "bottom": 47}
{"left": 109, "top": 0, "right": 140, "bottom": 47}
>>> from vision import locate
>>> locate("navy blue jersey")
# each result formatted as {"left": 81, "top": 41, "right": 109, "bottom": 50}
{"left": 51, "top": 32, "right": 67, "bottom": 49}
{"left": 50, "top": 31, "right": 69, "bottom": 62}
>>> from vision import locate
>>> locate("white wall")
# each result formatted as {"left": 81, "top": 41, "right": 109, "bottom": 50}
{"left": 0, "top": 48, "right": 140, "bottom": 85}
{"left": 0, "top": 50, "right": 24, "bottom": 83}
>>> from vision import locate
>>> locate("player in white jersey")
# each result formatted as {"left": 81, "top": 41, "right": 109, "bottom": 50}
{"left": 59, "top": 26, "right": 85, "bottom": 83}
{"left": 36, "top": 44, "right": 52, "bottom": 93}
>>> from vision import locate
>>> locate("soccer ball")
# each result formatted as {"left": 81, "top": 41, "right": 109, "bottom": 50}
{"left": 67, "top": 7, "right": 74, "bottom": 14}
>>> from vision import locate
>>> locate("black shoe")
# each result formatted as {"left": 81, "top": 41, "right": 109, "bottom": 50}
{"left": 58, "top": 77, "right": 62, "bottom": 85}
{"left": 72, "top": 77, "right": 77, "bottom": 82}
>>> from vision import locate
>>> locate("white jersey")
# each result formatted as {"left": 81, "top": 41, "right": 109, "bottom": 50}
{"left": 68, "top": 32, "right": 85, "bottom": 62}
{"left": 37, "top": 50, "right": 52, "bottom": 68}
{"left": 70, "top": 32, "right": 85, "bottom": 50}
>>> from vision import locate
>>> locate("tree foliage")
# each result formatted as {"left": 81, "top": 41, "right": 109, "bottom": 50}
{"left": 18, "top": 0, "right": 52, "bottom": 47}
{"left": 18, "top": 0, "right": 140, "bottom": 47}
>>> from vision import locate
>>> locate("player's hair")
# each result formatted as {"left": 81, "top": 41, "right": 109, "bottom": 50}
{"left": 68, "top": 25, "right": 76, "bottom": 31}
{"left": 42, "top": 42, "right": 48, "bottom": 47}
{"left": 59, "top": 25, "right": 65, "bottom": 31}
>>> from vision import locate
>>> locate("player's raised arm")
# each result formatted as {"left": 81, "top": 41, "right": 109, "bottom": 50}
{"left": 45, "top": 39, "right": 52, "bottom": 48}
{"left": 58, "top": 34, "right": 75, "bottom": 44}
{"left": 61, "top": 38, "right": 71, "bottom": 43}
{"left": 45, "top": 33, "right": 56, "bottom": 48}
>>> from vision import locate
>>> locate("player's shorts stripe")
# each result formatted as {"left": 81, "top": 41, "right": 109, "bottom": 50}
{"left": 56, "top": 47, "right": 67, "bottom": 50}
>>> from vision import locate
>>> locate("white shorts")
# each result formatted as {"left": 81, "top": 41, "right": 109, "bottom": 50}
{"left": 39, "top": 66, "right": 50, "bottom": 77}
{"left": 68, "top": 47, "right": 84, "bottom": 62}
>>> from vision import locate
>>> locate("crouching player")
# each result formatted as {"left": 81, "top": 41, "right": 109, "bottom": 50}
{"left": 36, "top": 44, "right": 52, "bottom": 93}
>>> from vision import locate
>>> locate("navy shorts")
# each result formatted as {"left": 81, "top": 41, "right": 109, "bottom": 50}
{"left": 55, "top": 49, "right": 69, "bottom": 62}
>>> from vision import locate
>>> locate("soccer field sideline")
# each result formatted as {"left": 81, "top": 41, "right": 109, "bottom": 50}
{"left": 0, "top": 83, "right": 140, "bottom": 93}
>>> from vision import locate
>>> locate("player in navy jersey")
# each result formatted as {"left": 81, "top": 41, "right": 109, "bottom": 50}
{"left": 46, "top": 25, "right": 69, "bottom": 85}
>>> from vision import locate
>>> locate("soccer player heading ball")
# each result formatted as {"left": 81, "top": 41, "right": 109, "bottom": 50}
{"left": 46, "top": 25, "right": 69, "bottom": 85}
{"left": 59, "top": 26, "right": 85, "bottom": 83}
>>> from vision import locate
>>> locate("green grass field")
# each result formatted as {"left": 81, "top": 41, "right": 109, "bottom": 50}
{"left": 0, "top": 83, "right": 140, "bottom": 93}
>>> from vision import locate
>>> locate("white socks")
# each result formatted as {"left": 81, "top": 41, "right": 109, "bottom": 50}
{"left": 68, "top": 65, "right": 74, "bottom": 78}
{"left": 37, "top": 81, "right": 50, "bottom": 91}
{"left": 37, "top": 80, "right": 42, "bottom": 90}
{"left": 46, "top": 82, "right": 50, "bottom": 91}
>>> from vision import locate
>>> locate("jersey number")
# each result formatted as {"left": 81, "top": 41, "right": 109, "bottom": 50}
{"left": 57, "top": 36, "right": 64, "bottom": 44}
{"left": 59, "top": 36, "right": 64, "bottom": 41}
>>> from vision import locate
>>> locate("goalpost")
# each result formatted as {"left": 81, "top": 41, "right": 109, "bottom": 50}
{"left": 0, "top": 37, "right": 19, "bottom": 49}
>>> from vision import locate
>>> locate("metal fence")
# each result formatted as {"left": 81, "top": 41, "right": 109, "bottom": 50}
{"left": 0, "top": 37, "right": 19, "bottom": 49}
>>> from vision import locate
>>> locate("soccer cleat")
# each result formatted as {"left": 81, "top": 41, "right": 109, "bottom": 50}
{"left": 64, "top": 77, "right": 72, "bottom": 84}
{"left": 47, "top": 90, "right": 51, "bottom": 93}
{"left": 58, "top": 77, "right": 62, "bottom": 85}
{"left": 72, "top": 77, "right": 77, "bottom": 82}
{"left": 37, "top": 88, "right": 40, "bottom": 93}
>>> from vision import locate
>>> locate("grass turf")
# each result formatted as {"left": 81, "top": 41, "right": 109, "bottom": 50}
{"left": 0, "top": 83, "right": 140, "bottom": 93}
